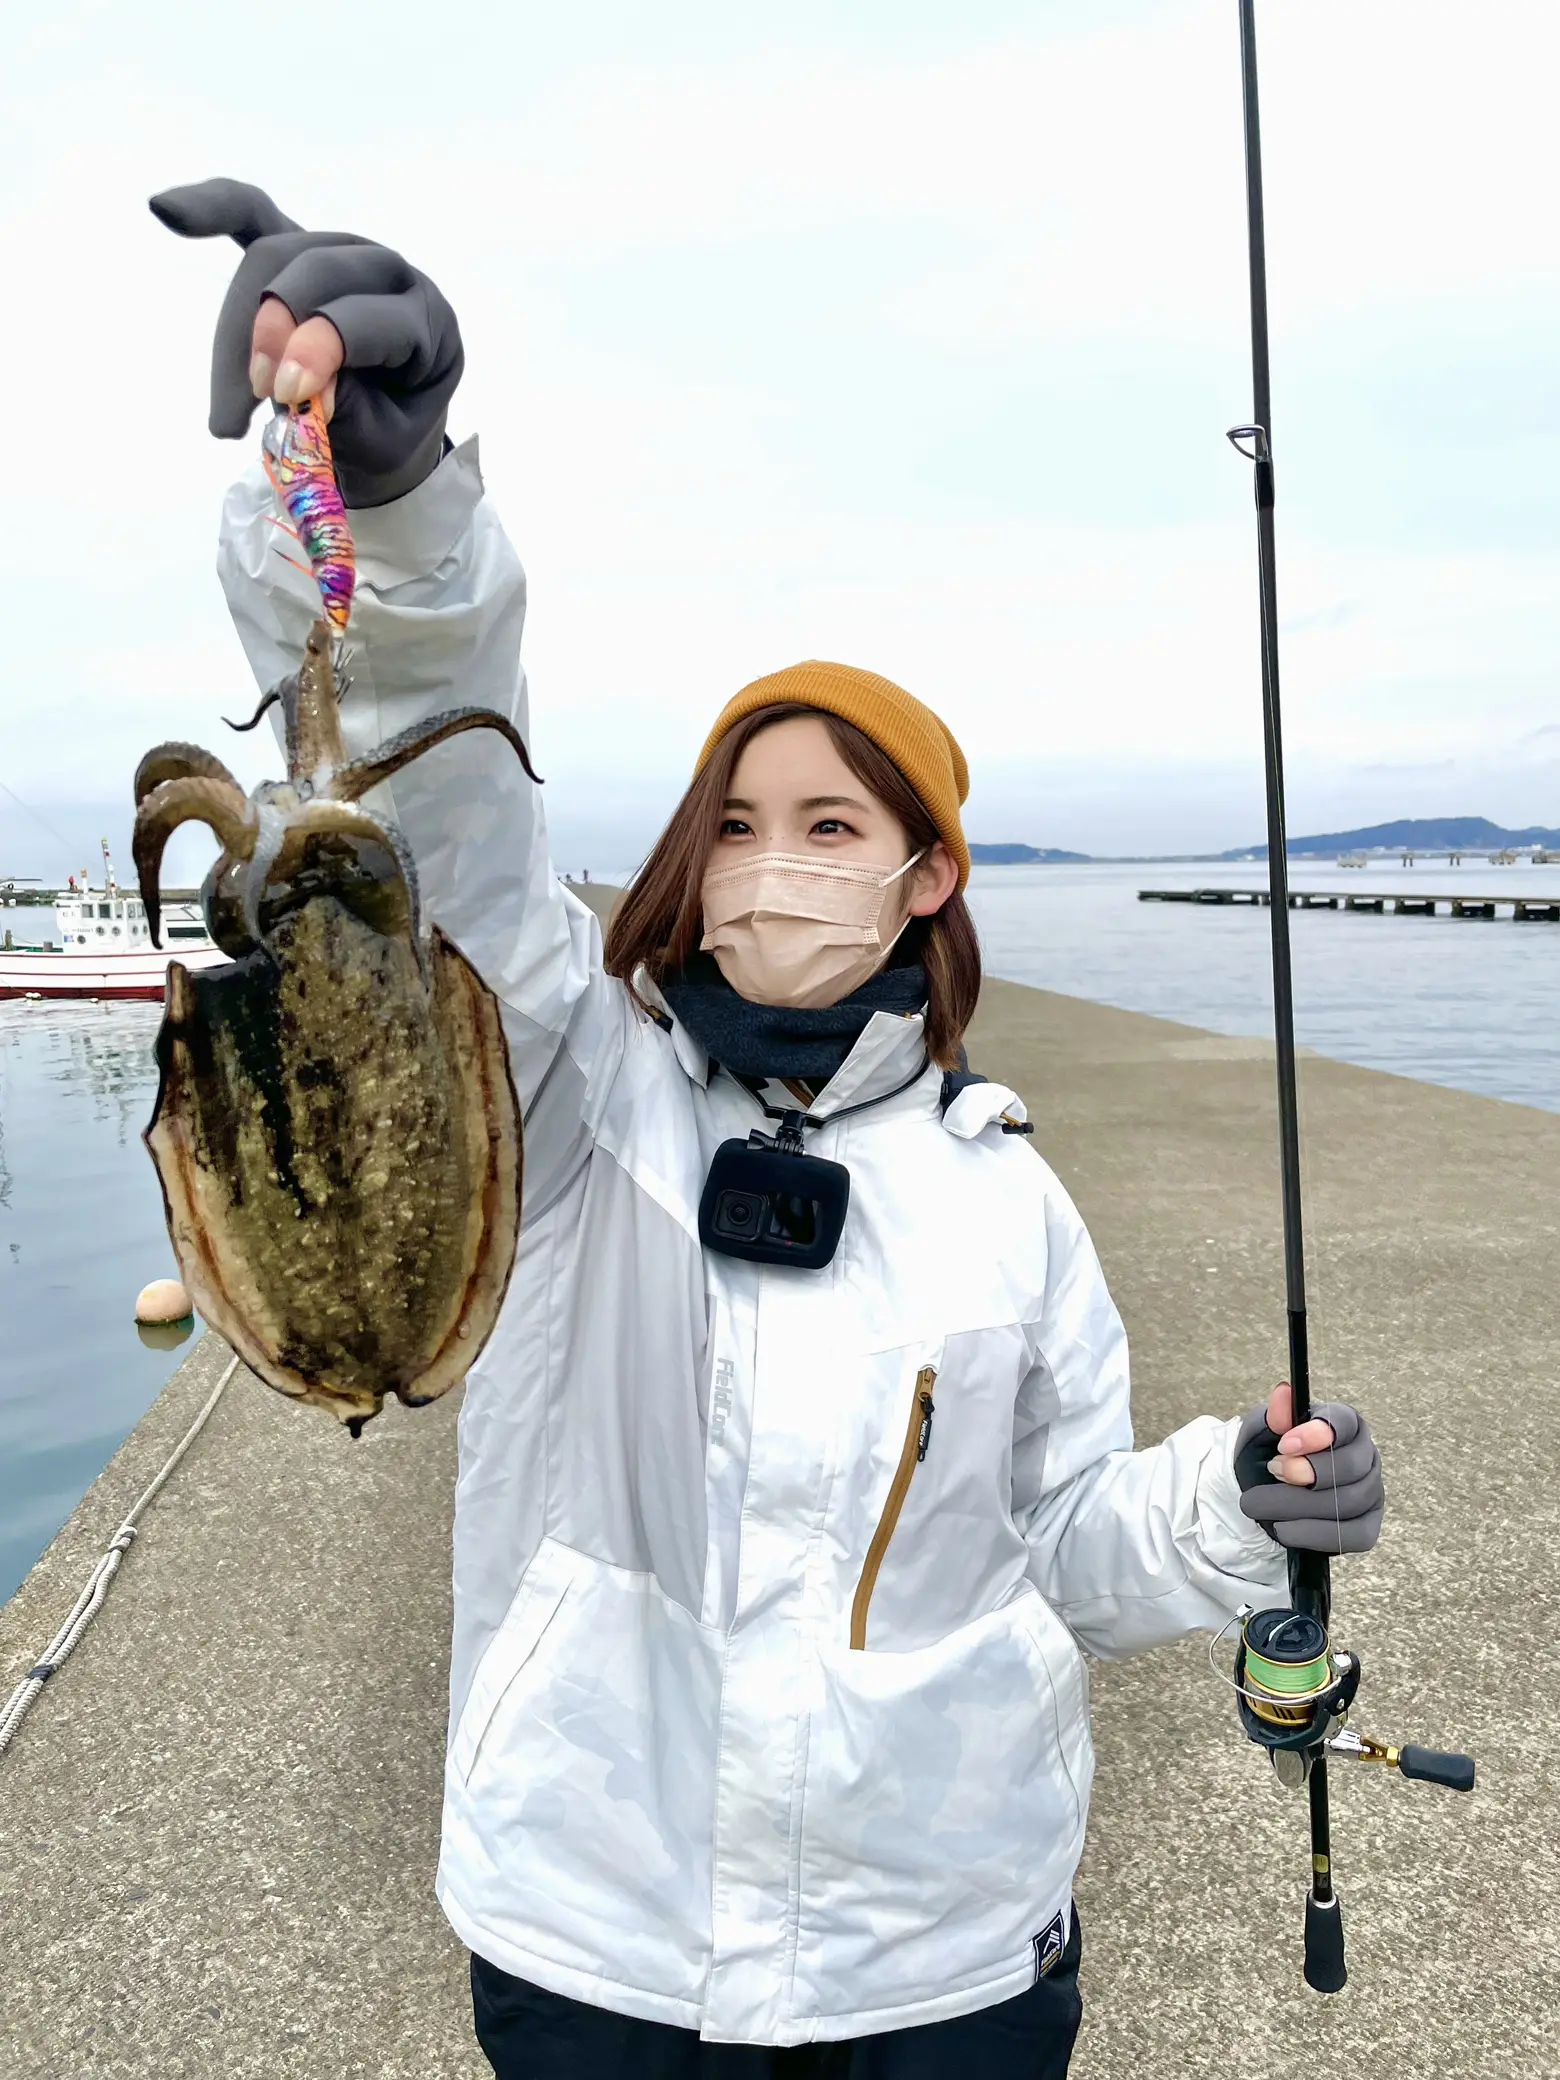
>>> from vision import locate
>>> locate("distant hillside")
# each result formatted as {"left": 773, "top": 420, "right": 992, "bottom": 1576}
{"left": 968, "top": 842, "right": 1091, "bottom": 864}
{"left": 1223, "top": 817, "right": 1560, "bottom": 860}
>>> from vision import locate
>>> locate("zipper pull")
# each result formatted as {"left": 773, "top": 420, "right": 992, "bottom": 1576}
{"left": 914, "top": 1364, "right": 938, "bottom": 1461}
{"left": 916, "top": 1389, "right": 935, "bottom": 1461}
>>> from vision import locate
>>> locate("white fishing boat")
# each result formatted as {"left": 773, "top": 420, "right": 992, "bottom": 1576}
{"left": 0, "top": 843, "right": 226, "bottom": 1002}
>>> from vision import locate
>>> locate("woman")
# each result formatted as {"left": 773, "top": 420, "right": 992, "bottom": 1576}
{"left": 156, "top": 182, "right": 1385, "bottom": 2079}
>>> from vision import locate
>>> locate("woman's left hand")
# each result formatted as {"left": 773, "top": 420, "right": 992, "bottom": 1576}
{"left": 1233, "top": 1382, "right": 1385, "bottom": 1554}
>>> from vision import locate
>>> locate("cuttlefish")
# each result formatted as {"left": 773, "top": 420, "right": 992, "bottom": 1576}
{"left": 132, "top": 619, "right": 535, "bottom": 1434}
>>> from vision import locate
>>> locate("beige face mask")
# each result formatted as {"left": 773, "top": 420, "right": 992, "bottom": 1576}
{"left": 700, "top": 849, "right": 927, "bottom": 1010}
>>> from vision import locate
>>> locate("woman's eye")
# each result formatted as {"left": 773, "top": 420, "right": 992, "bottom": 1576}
{"left": 719, "top": 818, "right": 752, "bottom": 838}
{"left": 812, "top": 818, "right": 852, "bottom": 837}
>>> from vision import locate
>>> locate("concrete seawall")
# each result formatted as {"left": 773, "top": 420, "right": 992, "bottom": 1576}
{"left": 3, "top": 902, "right": 1554, "bottom": 2076}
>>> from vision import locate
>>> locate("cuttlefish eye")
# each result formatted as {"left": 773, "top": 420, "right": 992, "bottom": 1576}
{"left": 202, "top": 856, "right": 261, "bottom": 959}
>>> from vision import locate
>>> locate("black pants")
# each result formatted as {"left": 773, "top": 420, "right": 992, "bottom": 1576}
{"left": 471, "top": 1914, "right": 1082, "bottom": 2080}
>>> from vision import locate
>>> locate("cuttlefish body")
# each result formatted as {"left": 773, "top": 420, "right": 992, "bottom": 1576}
{"left": 133, "top": 619, "right": 536, "bottom": 1433}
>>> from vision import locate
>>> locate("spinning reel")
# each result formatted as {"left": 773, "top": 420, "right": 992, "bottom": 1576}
{"left": 1219, "top": 1605, "right": 1474, "bottom": 1794}
{"left": 1212, "top": 1602, "right": 1475, "bottom": 1990}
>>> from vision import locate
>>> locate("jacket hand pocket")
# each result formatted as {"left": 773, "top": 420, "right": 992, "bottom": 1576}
{"left": 451, "top": 1539, "right": 577, "bottom": 1786}
{"left": 443, "top": 1538, "right": 723, "bottom": 2006}
{"left": 796, "top": 1587, "right": 1092, "bottom": 2019}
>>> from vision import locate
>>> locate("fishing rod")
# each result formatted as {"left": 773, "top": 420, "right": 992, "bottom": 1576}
{"left": 1220, "top": 0, "right": 1473, "bottom": 1995}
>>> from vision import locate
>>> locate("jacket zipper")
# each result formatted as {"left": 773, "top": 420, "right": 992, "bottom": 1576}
{"left": 849, "top": 1366, "right": 937, "bottom": 1650}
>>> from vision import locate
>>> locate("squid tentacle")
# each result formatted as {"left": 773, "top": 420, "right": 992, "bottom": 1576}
{"left": 134, "top": 742, "right": 245, "bottom": 809}
{"left": 133, "top": 777, "right": 258, "bottom": 947}
{"left": 223, "top": 685, "right": 285, "bottom": 733}
{"left": 329, "top": 707, "right": 543, "bottom": 802}
{"left": 225, "top": 669, "right": 301, "bottom": 776}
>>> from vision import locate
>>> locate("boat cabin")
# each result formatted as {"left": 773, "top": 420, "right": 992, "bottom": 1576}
{"left": 54, "top": 848, "right": 209, "bottom": 949}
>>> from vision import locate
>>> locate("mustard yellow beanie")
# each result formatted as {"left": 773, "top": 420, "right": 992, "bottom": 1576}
{"left": 695, "top": 660, "right": 971, "bottom": 890}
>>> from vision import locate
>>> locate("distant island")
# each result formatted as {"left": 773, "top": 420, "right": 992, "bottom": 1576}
{"left": 952, "top": 819, "right": 1560, "bottom": 867}
{"left": 1223, "top": 817, "right": 1560, "bottom": 860}
{"left": 968, "top": 843, "right": 1091, "bottom": 864}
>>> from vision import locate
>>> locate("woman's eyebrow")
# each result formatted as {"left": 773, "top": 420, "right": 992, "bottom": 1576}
{"left": 720, "top": 792, "right": 868, "bottom": 812}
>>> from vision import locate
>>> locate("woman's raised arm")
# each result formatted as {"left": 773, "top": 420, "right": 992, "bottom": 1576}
{"left": 158, "top": 179, "right": 637, "bottom": 1149}
{"left": 215, "top": 437, "right": 581, "bottom": 1031}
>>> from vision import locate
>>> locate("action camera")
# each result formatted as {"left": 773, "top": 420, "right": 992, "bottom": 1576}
{"left": 698, "top": 1135, "right": 851, "bottom": 1271}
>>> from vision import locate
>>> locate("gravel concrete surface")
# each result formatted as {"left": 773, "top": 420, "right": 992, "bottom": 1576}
{"left": 2, "top": 945, "right": 1553, "bottom": 2078}
{"left": 0, "top": 1336, "right": 474, "bottom": 2080}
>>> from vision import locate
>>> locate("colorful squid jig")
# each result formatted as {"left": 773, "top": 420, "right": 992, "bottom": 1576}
{"left": 261, "top": 396, "right": 356, "bottom": 632}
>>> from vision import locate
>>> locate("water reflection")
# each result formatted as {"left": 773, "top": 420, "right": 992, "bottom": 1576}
{"left": 20, "top": 1002, "right": 160, "bottom": 1144}
{"left": 136, "top": 1317, "right": 196, "bottom": 1354}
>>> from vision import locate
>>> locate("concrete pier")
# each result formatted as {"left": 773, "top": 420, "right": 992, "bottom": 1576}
{"left": 3, "top": 922, "right": 1555, "bottom": 2076}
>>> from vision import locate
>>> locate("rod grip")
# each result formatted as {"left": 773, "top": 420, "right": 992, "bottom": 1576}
{"left": 1398, "top": 1745, "right": 1476, "bottom": 1792}
{"left": 1303, "top": 1890, "right": 1347, "bottom": 1994}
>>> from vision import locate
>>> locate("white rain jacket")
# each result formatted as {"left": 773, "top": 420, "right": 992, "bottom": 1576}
{"left": 218, "top": 438, "right": 1286, "bottom": 2047}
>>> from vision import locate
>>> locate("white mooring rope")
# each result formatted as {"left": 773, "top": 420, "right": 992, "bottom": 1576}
{"left": 0, "top": 1352, "right": 242, "bottom": 1758}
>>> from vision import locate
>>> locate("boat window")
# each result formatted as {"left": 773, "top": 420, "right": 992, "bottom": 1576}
{"left": 98, "top": 903, "right": 111, "bottom": 918}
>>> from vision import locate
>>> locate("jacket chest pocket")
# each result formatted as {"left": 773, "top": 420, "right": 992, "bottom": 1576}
{"left": 838, "top": 1325, "right": 1035, "bottom": 1653}
{"left": 850, "top": 1365, "right": 938, "bottom": 1651}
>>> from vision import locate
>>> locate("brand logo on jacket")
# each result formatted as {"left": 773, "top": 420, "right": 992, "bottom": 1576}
{"left": 1032, "top": 1911, "right": 1067, "bottom": 1981}
{"left": 710, "top": 1357, "right": 735, "bottom": 1445}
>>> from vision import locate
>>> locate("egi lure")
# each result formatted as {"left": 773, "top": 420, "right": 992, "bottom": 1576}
{"left": 261, "top": 396, "right": 356, "bottom": 632}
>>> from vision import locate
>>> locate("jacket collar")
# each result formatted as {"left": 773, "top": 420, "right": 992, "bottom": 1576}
{"left": 804, "top": 1008, "right": 934, "bottom": 1117}
{"left": 641, "top": 972, "right": 936, "bottom": 1120}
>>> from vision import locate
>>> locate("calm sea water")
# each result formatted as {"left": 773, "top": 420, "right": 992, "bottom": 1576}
{"left": 967, "top": 858, "right": 1558, "bottom": 1113}
{"left": 1, "top": 859, "right": 1554, "bottom": 1604}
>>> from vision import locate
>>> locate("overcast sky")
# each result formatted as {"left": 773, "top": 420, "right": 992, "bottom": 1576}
{"left": 2, "top": 0, "right": 1556, "bottom": 883}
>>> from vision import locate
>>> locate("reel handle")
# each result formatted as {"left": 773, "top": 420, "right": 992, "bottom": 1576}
{"left": 1399, "top": 1745, "right": 1475, "bottom": 1792}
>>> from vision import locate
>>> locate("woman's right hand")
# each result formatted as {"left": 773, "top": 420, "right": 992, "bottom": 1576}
{"left": 149, "top": 178, "right": 463, "bottom": 508}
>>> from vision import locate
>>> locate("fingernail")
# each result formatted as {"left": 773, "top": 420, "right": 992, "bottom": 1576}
{"left": 249, "top": 352, "right": 276, "bottom": 397}
{"left": 1267, "top": 1455, "right": 1293, "bottom": 1482}
{"left": 273, "top": 358, "right": 308, "bottom": 404}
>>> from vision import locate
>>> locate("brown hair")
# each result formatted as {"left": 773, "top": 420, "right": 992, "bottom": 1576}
{"left": 604, "top": 704, "right": 982, "bottom": 1068}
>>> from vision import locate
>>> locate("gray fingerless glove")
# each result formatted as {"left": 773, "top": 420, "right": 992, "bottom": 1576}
{"left": 149, "top": 178, "right": 463, "bottom": 508}
{"left": 1233, "top": 1400, "right": 1385, "bottom": 1555}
